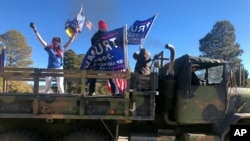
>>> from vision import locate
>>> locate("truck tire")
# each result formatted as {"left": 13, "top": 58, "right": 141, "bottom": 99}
{"left": 0, "top": 129, "right": 42, "bottom": 141}
{"left": 61, "top": 129, "right": 110, "bottom": 141}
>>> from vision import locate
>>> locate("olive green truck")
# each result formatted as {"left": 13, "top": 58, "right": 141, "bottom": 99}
{"left": 0, "top": 44, "right": 249, "bottom": 141}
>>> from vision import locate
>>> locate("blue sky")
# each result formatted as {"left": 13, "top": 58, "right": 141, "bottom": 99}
{"left": 1, "top": 0, "right": 250, "bottom": 77}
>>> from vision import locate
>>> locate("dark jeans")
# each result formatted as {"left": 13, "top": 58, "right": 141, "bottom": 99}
{"left": 88, "top": 78, "right": 119, "bottom": 95}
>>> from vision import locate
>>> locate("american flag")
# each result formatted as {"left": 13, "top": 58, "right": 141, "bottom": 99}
{"left": 85, "top": 20, "right": 93, "bottom": 30}
{"left": 106, "top": 70, "right": 127, "bottom": 95}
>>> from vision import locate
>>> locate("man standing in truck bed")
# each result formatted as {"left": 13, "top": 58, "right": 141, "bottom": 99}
{"left": 86, "top": 20, "right": 120, "bottom": 96}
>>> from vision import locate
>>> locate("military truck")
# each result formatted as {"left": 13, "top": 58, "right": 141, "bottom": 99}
{"left": 0, "top": 44, "right": 249, "bottom": 141}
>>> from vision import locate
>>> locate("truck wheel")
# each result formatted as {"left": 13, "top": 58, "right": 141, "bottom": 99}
{"left": 0, "top": 129, "right": 42, "bottom": 141}
{"left": 61, "top": 129, "right": 110, "bottom": 141}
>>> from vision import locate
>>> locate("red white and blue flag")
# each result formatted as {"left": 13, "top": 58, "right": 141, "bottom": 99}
{"left": 106, "top": 71, "right": 127, "bottom": 94}
{"left": 85, "top": 20, "right": 93, "bottom": 31}
{"left": 127, "top": 14, "right": 157, "bottom": 45}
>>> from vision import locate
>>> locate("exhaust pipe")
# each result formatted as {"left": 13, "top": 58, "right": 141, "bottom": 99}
{"left": 165, "top": 44, "right": 175, "bottom": 77}
{"left": 159, "top": 44, "right": 176, "bottom": 124}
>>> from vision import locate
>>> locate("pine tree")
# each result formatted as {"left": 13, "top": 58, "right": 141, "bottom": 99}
{"left": 0, "top": 30, "right": 33, "bottom": 93}
{"left": 199, "top": 20, "right": 249, "bottom": 87}
{"left": 63, "top": 49, "right": 84, "bottom": 93}
{"left": 63, "top": 49, "right": 84, "bottom": 69}
{"left": 199, "top": 20, "right": 243, "bottom": 68}
{"left": 0, "top": 30, "right": 33, "bottom": 67}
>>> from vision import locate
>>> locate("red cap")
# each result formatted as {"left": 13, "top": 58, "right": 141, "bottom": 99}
{"left": 98, "top": 20, "right": 108, "bottom": 31}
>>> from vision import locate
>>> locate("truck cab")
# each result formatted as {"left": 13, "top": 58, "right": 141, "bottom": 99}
{"left": 171, "top": 54, "right": 227, "bottom": 124}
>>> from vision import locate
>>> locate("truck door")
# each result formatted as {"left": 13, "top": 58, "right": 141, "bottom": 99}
{"left": 175, "top": 65, "right": 227, "bottom": 124}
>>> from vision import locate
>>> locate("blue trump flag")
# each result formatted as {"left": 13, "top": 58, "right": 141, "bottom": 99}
{"left": 127, "top": 14, "right": 157, "bottom": 45}
{"left": 80, "top": 27, "right": 126, "bottom": 71}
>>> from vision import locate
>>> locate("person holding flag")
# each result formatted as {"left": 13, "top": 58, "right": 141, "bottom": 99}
{"left": 30, "top": 22, "right": 77, "bottom": 94}
{"left": 86, "top": 20, "right": 120, "bottom": 96}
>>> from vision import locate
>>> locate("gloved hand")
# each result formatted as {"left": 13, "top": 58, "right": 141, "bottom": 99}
{"left": 30, "top": 22, "right": 36, "bottom": 29}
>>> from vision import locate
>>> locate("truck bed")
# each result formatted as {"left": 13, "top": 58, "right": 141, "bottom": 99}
{"left": 0, "top": 67, "right": 157, "bottom": 121}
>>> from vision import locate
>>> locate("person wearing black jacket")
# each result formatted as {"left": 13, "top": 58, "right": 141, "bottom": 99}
{"left": 87, "top": 20, "right": 119, "bottom": 96}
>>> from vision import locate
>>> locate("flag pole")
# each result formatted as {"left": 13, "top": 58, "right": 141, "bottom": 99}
{"left": 140, "top": 13, "right": 158, "bottom": 48}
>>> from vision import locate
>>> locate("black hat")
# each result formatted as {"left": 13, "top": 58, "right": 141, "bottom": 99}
{"left": 52, "top": 37, "right": 61, "bottom": 43}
